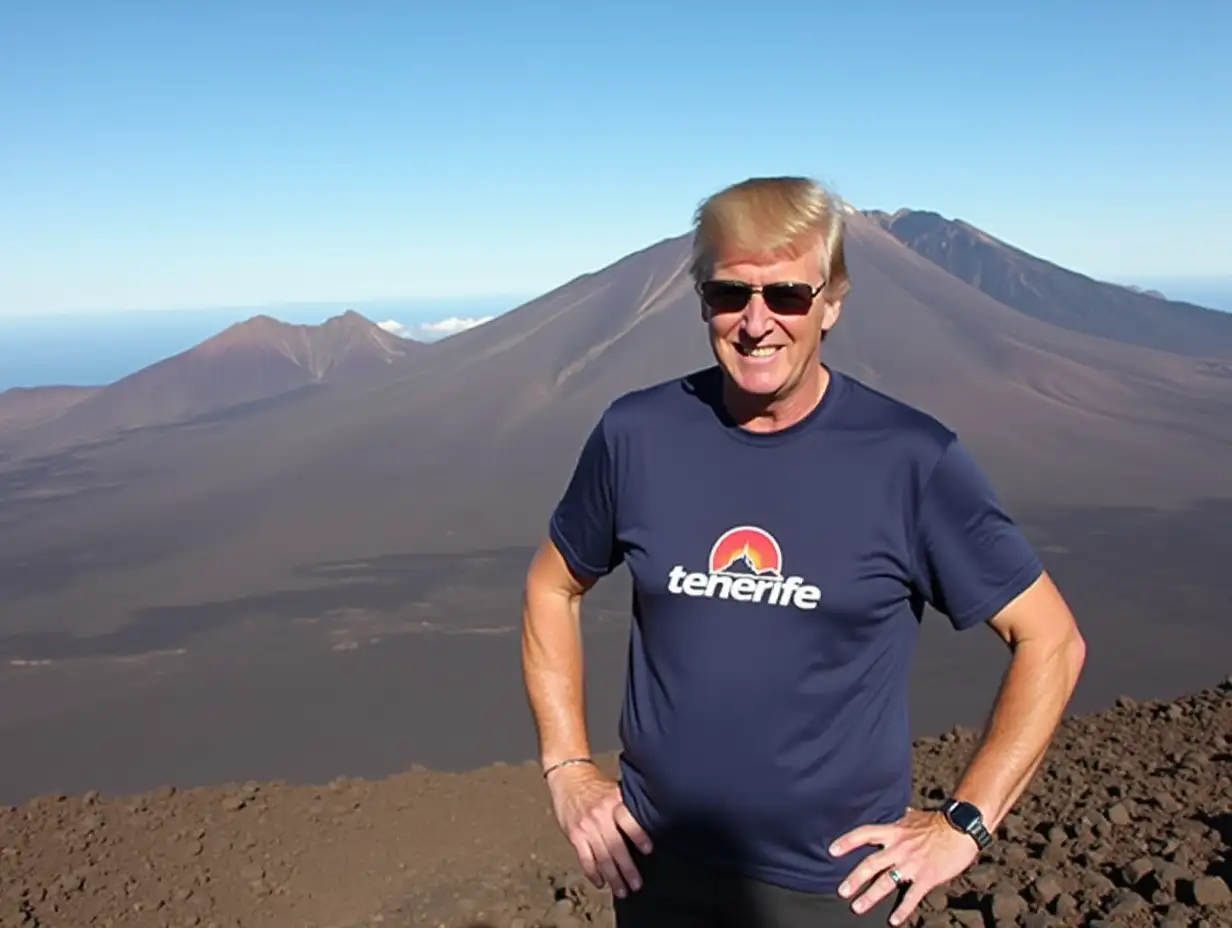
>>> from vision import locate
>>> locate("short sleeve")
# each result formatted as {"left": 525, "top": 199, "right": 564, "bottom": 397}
{"left": 910, "top": 439, "right": 1043, "bottom": 630}
{"left": 548, "top": 413, "right": 623, "bottom": 580}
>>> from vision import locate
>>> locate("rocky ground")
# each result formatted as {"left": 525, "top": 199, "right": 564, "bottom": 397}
{"left": 2, "top": 680, "right": 1230, "bottom": 928}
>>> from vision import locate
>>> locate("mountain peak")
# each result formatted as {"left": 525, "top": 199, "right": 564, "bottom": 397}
{"left": 186, "top": 309, "right": 428, "bottom": 384}
{"left": 210, "top": 310, "right": 413, "bottom": 350}
{"left": 864, "top": 208, "right": 1004, "bottom": 250}
{"left": 867, "top": 207, "right": 1232, "bottom": 359}
{"left": 3, "top": 309, "right": 428, "bottom": 453}
{"left": 322, "top": 309, "right": 379, "bottom": 331}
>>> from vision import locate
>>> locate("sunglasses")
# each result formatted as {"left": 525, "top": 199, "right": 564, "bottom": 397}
{"left": 696, "top": 279, "right": 825, "bottom": 315}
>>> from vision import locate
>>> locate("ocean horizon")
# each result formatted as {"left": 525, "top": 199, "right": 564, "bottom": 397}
{"left": 0, "top": 296, "right": 526, "bottom": 391}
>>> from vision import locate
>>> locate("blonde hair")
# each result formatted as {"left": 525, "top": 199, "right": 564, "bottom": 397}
{"left": 689, "top": 176, "right": 850, "bottom": 303}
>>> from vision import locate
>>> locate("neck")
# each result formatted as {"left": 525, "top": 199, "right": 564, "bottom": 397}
{"left": 722, "top": 362, "right": 830, "bottom": 433}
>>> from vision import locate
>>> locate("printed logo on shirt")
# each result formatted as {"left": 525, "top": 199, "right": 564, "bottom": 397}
{"left": 666, "top": 525, "right": 822, "bottom": 611}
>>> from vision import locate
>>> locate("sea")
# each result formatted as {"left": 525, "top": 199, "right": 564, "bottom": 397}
{"left": 3, "top": 282, "right": 1229, "bottom": 392}
{"left": 0, "top": 297, "right": 523, "bottom": 391}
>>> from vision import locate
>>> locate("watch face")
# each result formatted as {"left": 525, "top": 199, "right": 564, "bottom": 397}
{"left": 947, "top": 801, "right": 981, "bottom": 832}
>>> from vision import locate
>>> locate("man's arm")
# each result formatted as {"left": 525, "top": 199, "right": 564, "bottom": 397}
{"left": 522, "top": 536, "right": 652, "bottom": 897}
{"left": 522, "top": 411, "right": 614, "bottom": 768}
{"left": 901, "top": 438, "right": 1087, "bottom": 831}
{"left": 522, "top": 411, "right": 650, "bottom": 897}
{"left": 834, "top": 569, "right": 1085, "bottom": 924}
{"left": 522, "top": 538, "right": 597, "bottom": 769}
{"left": 833, "top": 438, "right": 1087, "bottom": 924}
{"left": 947, "top": 568, "right": 1086, "bottom": 832}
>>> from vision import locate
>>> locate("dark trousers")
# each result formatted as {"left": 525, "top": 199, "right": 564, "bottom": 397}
{"left": 613, "top": 841, "right": 903, "bottom": 928}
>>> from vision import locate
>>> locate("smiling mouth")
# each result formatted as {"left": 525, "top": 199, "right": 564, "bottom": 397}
{"left": 735, "top": 344, "right": 782, "bottom": 358}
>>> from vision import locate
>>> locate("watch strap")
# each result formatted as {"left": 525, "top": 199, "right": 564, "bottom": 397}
{"left": 968, "top": 817, "right": 993, "bottom": 849}
{"left": 942, "top": 798, "right": 993, "bottom": 849}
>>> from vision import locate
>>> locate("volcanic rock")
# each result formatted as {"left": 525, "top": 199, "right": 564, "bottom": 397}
{"left": 0, "top": 682, "right": 1229, "bottom": 927}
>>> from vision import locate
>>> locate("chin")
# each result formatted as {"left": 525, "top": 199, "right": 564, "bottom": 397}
{"left": 720, "top": 351, "right": 791, "bottom": 397}
{"left": 732, "top": 372, "right": 789, "bottom": 398}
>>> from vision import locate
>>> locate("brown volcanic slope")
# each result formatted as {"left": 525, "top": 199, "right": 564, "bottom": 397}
{"left": 3, "top": 208, "right": 1229, "bottom": 616}
{"left": 0, "top": 385, "right": 98, "bottom": 436}
{"left": 2, "top": 679, "right": 1229, "bottom": 928}
{"left": 0, "top": 310, "right": 425, "bottom": 456}
{"left": 0, "top": 219, "right": 1226, "bottom": 619}
{"left": 867, "top": 207, "right": 1232, "bottom": 361}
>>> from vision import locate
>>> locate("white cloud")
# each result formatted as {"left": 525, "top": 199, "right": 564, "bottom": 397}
{"left": 420, "top": 315, "right": 494, "bottom": 335}
{"left": 375, "top": 314, "right": 497, "bottom": 342}
{"left": 377, "top": 319, "right": 412, "bottom": 337}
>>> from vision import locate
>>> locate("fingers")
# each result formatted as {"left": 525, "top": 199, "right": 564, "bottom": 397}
{"left": 554, "top": 773, "right": 652, "bottom": 899}
{"left": 834, "top": 811, "right": 972, "bottom": 923}
{"left": 829, "top": 823, "right": 891, "bottom": 857}
{"left": 888, "top": 878, "right": 929, "bottom": 927}
{"left": 844, "top": 857, "right": 934, "bottom": 924}
{"left": 570, "top": 799, "right": 646, "bottom": 898}
{"left": 575, "top": 820, "right": 627, "bottom": 893}
{"left": 837, "top": 846, "right": 896, "bottom": 900}
{"left": 614, "top": 802, "right": 654, "bottom": 854}
{"left": 570, "top": 834, "right": 603, "bottom": 889}
{"left": 848, "top": 864, "right": 907, "bottom": 916}
{"left": 595, "top": 814, "right": 643, "bottom": 897}
{"left": 833, "top": 824, "right": 913, "bottom": 917}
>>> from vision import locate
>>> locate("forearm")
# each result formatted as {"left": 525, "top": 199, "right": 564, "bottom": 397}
{"left": 521, "top": 581, "right": 591, "bottom": 768}
{"left": 950, "top": 628, "right": 1085, "bottom": 831}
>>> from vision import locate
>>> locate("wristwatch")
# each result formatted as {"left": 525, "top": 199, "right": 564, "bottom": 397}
{"left": 941, "top": 799, "right": 993, "bottom": 850}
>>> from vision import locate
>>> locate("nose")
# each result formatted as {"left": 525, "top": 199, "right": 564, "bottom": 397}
{"left": 740, "top": 292, "right": 774, "bottom": 339}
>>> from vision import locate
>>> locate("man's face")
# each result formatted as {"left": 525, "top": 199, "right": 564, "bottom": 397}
{"left": 700, "top": 240, "right": 842, "bottom": 402}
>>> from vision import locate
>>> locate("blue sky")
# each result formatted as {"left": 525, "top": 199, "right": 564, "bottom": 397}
{"left": 1, "top": 0, "right": 1229, "bottom": 317}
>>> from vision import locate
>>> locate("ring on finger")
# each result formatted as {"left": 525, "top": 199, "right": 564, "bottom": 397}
{"left": 888, "top": 868, "right": 905, "bottom": 885}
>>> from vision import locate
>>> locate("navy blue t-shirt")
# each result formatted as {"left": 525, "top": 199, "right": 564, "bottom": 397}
{"left": 548, "top": 365, "right": 1043, "bottom": 894}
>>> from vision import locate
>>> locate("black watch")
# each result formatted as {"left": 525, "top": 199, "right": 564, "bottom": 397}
{"left": 941, "top": 799, "right": 993, "bottom": 850}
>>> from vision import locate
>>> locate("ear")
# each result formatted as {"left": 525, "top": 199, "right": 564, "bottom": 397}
{"left": 820, "top": 297, "right": 843, "bottom": 331}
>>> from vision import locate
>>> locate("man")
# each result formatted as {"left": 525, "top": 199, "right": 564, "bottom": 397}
{"left": 521, "top": 176, "right": 1086, "bottom": 927}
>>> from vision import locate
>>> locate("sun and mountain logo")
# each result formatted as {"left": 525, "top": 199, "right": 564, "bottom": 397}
{"left": 666, "top": 525, "right": 822, "bottom": 611}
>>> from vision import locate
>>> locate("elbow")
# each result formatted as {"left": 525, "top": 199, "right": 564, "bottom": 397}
{"left": 1062, "top": 624, "right": 1087, "bottom": 690}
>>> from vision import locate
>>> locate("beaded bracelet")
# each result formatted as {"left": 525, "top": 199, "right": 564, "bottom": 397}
{"left": 542, "top": 757, "right": 596, "bottom": 779}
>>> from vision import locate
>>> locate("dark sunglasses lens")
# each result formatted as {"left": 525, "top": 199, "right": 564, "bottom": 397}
{"left": 700, "top": 281, "right": 752, "bottom": 312}
{"left": 763, "top": 284, "right": 816, "bottom": 313}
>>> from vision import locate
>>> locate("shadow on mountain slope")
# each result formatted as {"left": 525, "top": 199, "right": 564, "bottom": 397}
{"left": 0, "top": 546, "right": 635, "bottom": 661}
{"left": 8, "top": 495, "right": 1232, "bottom": 659}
